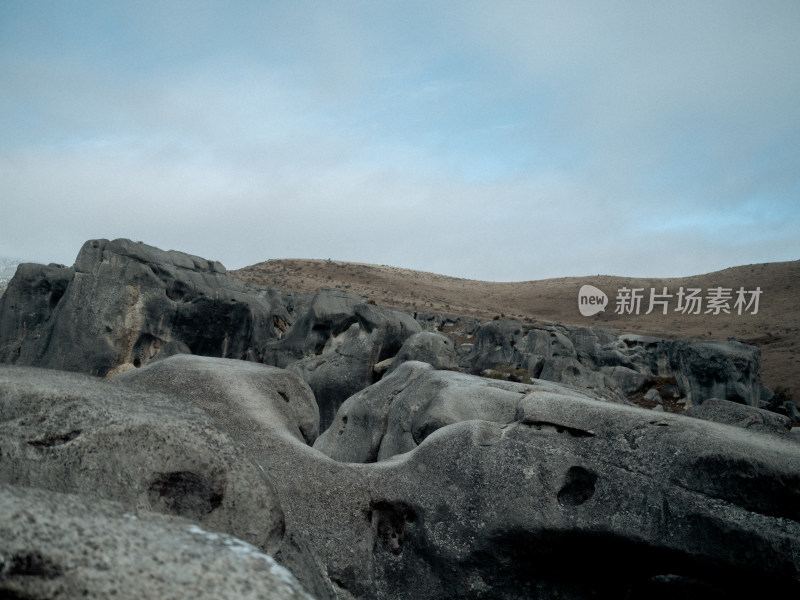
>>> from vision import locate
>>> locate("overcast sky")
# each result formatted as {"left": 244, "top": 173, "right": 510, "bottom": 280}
{"left": 1, "top": 1, "right": 798, "bottom": 281}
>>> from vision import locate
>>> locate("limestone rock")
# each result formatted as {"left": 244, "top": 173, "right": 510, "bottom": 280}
{"left": 3, "top": 355, "right": 799, "bottom": 599}
{"left": 0, "top": 239, "right": 287, "bottom": 376}
{"left": 0, "top": 484, "right": 312, "bottom": 600}
{"left": 265, "top": 289, "right": 421, "bottom": 430}
{"left": 112, "top": 354, "right": 320, "bottom": 446}
{"left": 684, "top": 398, "right": 793, "bottom": 436}
{"left": 316, "top": 361, "right": 608, "bottom": 463}
{"left": 0, "top": 364, "right": 285, "bottom": 553}
{"left": 386, "top": 331, "right": 459, "bottom": 374}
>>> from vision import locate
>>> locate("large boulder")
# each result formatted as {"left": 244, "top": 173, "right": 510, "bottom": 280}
{"left": 265, "top": 289, "right": 421, "bottom": 430}
{"left": 0, "top": 484, "right": 313, "bottom": 599}
{"left": 112, "top": 354, "right": 321, "bottom": 447}
{"left": 385, "top": 331, "right": 459, "bottom": 374}
{"left": 357, "top": 400, "right": 800, "bottom": 598}
{"left": 0, "top": 364, "right": 285, "bottom": 553}
{"left": 315, "top": 361, "right": 601, "bottom": 463}
{"left": 0, "top": 239, "right": 286, "bottom": 376}
{"left": 3, "top": 355, "right": 799, "bottom": 599}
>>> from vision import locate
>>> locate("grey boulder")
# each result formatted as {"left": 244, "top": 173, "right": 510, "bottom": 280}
{"left": 315, "top": 361, "right": 602, "bottom": 463}
{"left": 385, "top": 331, "right": 459, "bottom": 374}
{"left": 0, "top": 239, "right": 286, "bottom": 376}
{"left": 0, "top": 484, "right": 312, "bottom": 600}
{"left": 684, "top": 397, "right": 793, "bottom": 436}
{"left": 0, "top": 364, "right": 285, "bottom": 553}
{"left": 265, "top": 289, "right": 421, "bottom": 430}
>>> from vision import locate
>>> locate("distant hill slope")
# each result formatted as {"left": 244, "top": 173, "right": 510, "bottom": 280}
{"left": 233, "top": 259, "right": 800, "bottom": 402}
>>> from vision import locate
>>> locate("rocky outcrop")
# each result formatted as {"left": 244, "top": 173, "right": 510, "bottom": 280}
{"left": 384, "top": 331, "right": 459, "bottom": 375}
{"left": 315, "top": 361, "right": 600, "bottom": 462}
{"left": 0, "top": 363, "right": 286, "bottom": 553}
{"left": 0, "top": 484, "right": 313, "bottom": 599}
{"left": 454, "top": 320, "right": 765, "bottom": 408}
{"left": 684, "top": 397, "right": 792, "bottom": 436}
{"left": 0, "top": 240, "right": 771, "bottom": 423}
{"left": 0, "top": 239, "right": 289, "bottom": 376}
{"left": 3, "top": 355, "right": 799, "bottom": 599}
{"left": 265, "top": 289, "right": 421, "bottom": 430}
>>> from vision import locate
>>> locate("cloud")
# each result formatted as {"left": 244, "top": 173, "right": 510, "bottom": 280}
{"left": 0, "top": 1, "right": 798, "bottom": 280}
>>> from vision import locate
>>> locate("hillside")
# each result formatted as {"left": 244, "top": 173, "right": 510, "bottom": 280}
{"left": 233, "top": 258, "right": 800, "bottom": 402}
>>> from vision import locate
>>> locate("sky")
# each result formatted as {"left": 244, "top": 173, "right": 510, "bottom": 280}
{"left": 1, "top": 0, "right": 798, "bottom": 281}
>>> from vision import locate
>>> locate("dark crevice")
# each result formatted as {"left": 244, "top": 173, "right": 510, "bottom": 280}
{"left": 523, "top": 420, "right": 595, "bottom": 438}
{"left": 27, "top": 430, "right": 82, "bottom": 448}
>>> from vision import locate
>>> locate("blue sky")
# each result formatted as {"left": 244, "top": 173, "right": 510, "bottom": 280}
{"left": 1, "top": 0, "right": 798, "bottom": 280}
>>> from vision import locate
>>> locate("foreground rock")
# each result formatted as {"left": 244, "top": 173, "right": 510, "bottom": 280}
{"left": 0, "top": 364, "right": 286, "bottom": 553}
{"left": 3, "top": 356, "right": 799, "bottom": 599}
{"left": 0, "top": 484, "right": 313, "bottom": 599}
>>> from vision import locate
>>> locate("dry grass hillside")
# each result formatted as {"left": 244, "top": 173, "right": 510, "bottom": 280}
{"left": 233, "top": 259, "right": 800, "bottom": 402}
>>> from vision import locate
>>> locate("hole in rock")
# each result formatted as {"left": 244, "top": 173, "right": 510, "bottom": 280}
{"left": 557, "top": 466, "right": 597, "bottom": 506}
{"left": 6, "top": 551, "right": 63, "bottom": 578}
{"left": 369, "top": 500, "right": 417, "bottom": 556}
{"left": 148, "top": 471, "right": 224, "bottom": 520}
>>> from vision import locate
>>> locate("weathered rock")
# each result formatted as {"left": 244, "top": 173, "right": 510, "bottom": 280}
{"left": 669, "top": 339, "right": 763, "bottom": 406}
{"left": 315, "top": 361, "right": 602, "bottom": 463}
{"left": 467, "top": 319, "right": 527, "bottom": 373}
{"left": 0, "top": 484, "right": 313, "bottom": 600}
{"left": 621, "top": 335, "right": 763, "bottom": 407}
{"left": 110, "top": 355, "right": 344, "bottom": 600}
{"left": 461, "top": 318, "right": 766, "bottom": 407}
{"left": 0, "top": 364, "right": 285, "bottom": 552}
{"left": 366, "top": 406, "right": 800, "bottom": 598}
{"left": 3, "top": 354, "right": 799, "bottom": 599}
{"left": 112, "top": 354, "right": 321, "bottom": 446}
{"left": 685, "top": 398, "right": 793, "bottom": 436}
{"left": 385, "top": 331, "right": 459, "bottom": 374}
{"left": 0, "top": 239, "right": 288, "bottom": 376}
{"left": 601, "top": 365, "right": 653, "bottom": 396}
{"left": 265, "top": 289, "right": 421, "bottom": 430}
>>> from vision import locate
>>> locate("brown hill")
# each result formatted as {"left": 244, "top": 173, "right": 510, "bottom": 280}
{"left": 233, "top": 259, "right": 800, "bottom": 402}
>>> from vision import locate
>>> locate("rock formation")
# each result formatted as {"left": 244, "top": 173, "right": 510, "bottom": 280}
{"left": 0, "top": 484, "right": 313, "bottom": 599}
{"left": 0, "top": 239, "right": 773, "bottom": 416}
{"left": 0, "top": 239, "right": 293, "bottom": 375}
{"left": 263, "top": 289, "right": 421, "bottom": 430}
{"left": 2, "top": 356, "right": 799, "bottom": 598}
{"left": 0, "top": 238, "right": 797, "bottom": 598}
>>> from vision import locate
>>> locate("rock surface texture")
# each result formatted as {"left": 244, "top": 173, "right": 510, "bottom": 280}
{"left": 0, "top": 484, "right": 313, "bottom": 600}
{"left": 3, "top": 356, "right": 799, "bottom": 599}
{"left": 0, "top": 239, "right": 293, "bottom": 375}
{"left": 0, "top": 239, "right": 797, "bottom": 599}
{"left": 0, "top": 239, "right": 773, "bottom": 414}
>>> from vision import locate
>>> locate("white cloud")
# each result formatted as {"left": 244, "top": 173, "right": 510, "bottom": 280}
{"left": 0, "top": 1, "right": 798, "bottom": 280}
